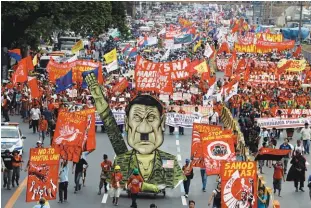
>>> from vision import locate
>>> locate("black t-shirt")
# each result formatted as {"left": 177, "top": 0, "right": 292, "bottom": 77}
{"left": 74, "top": 158, "right": 88, "bottom": 173}
{"left": 2, "top": 154, "right": 13, "bottom": 170}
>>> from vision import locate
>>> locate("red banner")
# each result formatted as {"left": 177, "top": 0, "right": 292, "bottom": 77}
{"left": 47, "top": 59, "right": 103, "bottom": 84}
{"left": 74, "top": 108, "right": 96, "bottom": 152}
{"left": 216, "top": 58, "right": 229, "bottom": 71}
{"left": 203, "top": 138, "right": 236, "bottom": 175}
{"left": 28, "top": 77, "right": 40, "bottom": 98}
{"left": 191, "top": 123, "right": 222, "bottom": 167}
{"left": 52, "top": 111, "right": 87, "bottom": 162}
{"left": 220, "top": 161, "right": 258, "bottom": 208}
{"left": 160, "top": 58, "right": 190, "bottom": 80}
{"left": 135, "top": 55, "right": 159, "bottom": 92}
{"left": 272, "top": 108, "right": 311, "bottom": 118}
{"left": 112, "top": 78, "right": 129, "bottom": 95}
{"left": 12, "top": 58, "right": 28, "bottom": 84}
{"left": 26, "top": 148, "right": 60, "bottom": 202}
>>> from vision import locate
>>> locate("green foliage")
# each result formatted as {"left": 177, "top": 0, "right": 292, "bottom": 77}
{"left": 1, "top": 1, "right": 127, "bottom": 50}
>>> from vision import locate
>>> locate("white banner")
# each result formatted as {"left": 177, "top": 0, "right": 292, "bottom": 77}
{"left": 255, "top": 117, "right": 311, "bottom": 129}
{"left": 96, "top": 112, "right": 211, "bottom": 128}
{"left": 105, "top": 60, "right": 118, "bottom": 73}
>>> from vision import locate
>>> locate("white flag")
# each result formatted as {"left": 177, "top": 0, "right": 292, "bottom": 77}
{"left": 161, "top": 48, "right": 171, "bottom": 61}
{"left": 105, "top": 60, "right": 118, "bottom": 73}
{"left": 204, "top": 82, "right": 216, "bottom": 100}
{"left": 225, "top": 82, "right": 239, "bottom": 102}
{"left": 204, "top": 42, "right": 214, "bottom": 58}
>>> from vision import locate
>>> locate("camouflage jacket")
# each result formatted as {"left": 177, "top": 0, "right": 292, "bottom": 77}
{"left": 113, "top": 149, "right": 185, "bottom": 188}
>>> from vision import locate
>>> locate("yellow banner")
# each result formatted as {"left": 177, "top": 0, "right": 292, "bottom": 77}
{"left": 71, "top": 40, "right": 84, "bottom": 53}
{"left": 277, "top": 59, "right": 307, "bottom": 72}
{"left": 104, "top": 48, "right": 117, "bottom": 64}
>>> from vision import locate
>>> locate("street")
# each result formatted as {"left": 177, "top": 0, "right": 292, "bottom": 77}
{"left": 1, "top": 115, "right": 311, "bottom": 208}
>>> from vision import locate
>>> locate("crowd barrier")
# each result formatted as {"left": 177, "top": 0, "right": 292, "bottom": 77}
{"left": 221, "top": 105, "right": 280, "bottom": 208}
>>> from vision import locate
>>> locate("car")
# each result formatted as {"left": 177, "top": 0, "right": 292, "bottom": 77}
{"left": 1, "top": 122, "right": 26, "bottom": 155}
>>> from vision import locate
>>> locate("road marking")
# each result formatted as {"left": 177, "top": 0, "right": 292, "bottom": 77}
{"left": 114, "top": 154, "right": 116, "bottom": 159}
{"left": 177, "top": 146, "right": 181, "bottom": 153}
{"left": 5, "top": 177, "right": 27, "bottom": 208}
{"left": 181, "top": 196, "right": 187, "bottom": 206}
{"left": 180, "top": 182, "right": 184, "bottom": 193}
{"left": 176, "top": 140, "right": 180, "bottom": 145}
{"left": 101, "top": 193, "right": 108, "bottom": 204}
{"left": 177, "top": 154, "right": 181, "bottom": 161}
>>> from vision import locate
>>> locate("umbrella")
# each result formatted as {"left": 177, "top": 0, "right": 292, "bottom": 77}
{"left": 255, "top": 148, "right": 291, "bottom": 161}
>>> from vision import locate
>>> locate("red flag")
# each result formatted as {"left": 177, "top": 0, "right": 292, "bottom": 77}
{"left": 217, "top": 42, "right": 230, "bottom": 54}
{"left": 231, "top": 21, "right": 239, "bottom": 33}
{"left": 12, "top": 58, "right": 27, "bottom": 84}
{"left": 244, "top": 65, "right": 250, "bottom": 81}
{"left": 293, "top": 45, "right": 302, "bottom": 58}
{"left": 28, "top": 77, "right": 40, "bottom": 98}
{"left": 235, "top": 58, "right": 246, "bottom": 74}
{"left": 25, "top": 56, "right": 34, "bottom": 70}
{"left": 112, "top": 78, "right": 129, "bottom": 95}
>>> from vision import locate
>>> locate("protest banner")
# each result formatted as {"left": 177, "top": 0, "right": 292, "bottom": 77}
{"left": 47, "top": 59, "right": 103, "bottom": 84}
{"left": 234, "top": 40, "right": 295, "bottom": 53}
{"left": 135, "top": 56, "right": 159, "bottom": 92}
{"left": 160, "top": 58, "right": 190, "bottom": 80}
{"left": 271, "top": 108, "right": 311, "bottom": 118}
{"left": 95, "top": 112, "right": 125, "bottom": 126}
{"left": 173, "top": 92, "right": 183, "bottom": 101}
{"left": 220, "top": 161, "right": 258, "bottom": 208}
{"left": 190, "top": 86, "right": 199, "bottom": 94}
{"left": 165, "top": 113, "right": 199, "bottom": 128}
{"left": 255, "top": 117, "right": 311, "bottom": 129}
{"left": 112, "top": 78, "right": 129, "bottom": 95}
{"left": 74, "top": 108, "right": 96, "bottom": 152}
{"left": 52, "top": 111, "right": 87, "bottom": 162}
{"left": 277, "top": 59, "right": 307, "bottom": 72}
{"left": 159, "top": 94, "right": 170, "bottom": 103}
{"left": 182, "top": 93, "right": 192, "bottom": 101}
{"left": 157, "top": 70, "right": 173, "bottom": 94}
{"left": 26, "top": 147, "right": 60, "bottom": 202}
{"left": 168, "top": 105, "right": 213, "bottom": 115}
{"left": 203, "top": 139, "right": 235, "bottom": 175}
{"left": 191, "top": 123, "right": 222, "bottom": 167}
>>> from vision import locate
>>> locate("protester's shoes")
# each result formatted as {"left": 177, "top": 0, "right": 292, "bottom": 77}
{"left": 299, "top": 188, "right": 305, "bottom": 192}
{"left": 184, "top": 194, "right": 188, "bottom": 198}
{"left": 7, "top": 188, "right": 11, "bottom": 190}
{"left": 16, "top": 181, "right": 19, "bottom": 186}
{"left": 12, "top": 184, "right": 15, "bottom": 188}
{"left": 74, "top": 191, "right": 77, "bottom": 194}
{"left": 3, "top": 183, "right": 6, "bottom": 188}
{"left": 58, "top": 201, "right": 63, "bottom": 203}
{"left": 98, "top": 190, "right": 101, "bottom": 195}
{"left": 79, "top": 184, "right": 81, "bottom": 190}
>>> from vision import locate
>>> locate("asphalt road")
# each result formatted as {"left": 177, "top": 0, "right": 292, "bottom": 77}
{"left": 2, "top": 115, "right": 311, "bottom": 208}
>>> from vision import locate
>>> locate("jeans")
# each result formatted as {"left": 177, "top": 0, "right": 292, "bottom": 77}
{"left": 99, "top": 178, "right": 108, "bottom": 192}
{"left": 303, "top": 140, "right": 310, "bottom": 154}
{"left": 200, "top": 169, "right": 207, "bottom": 190}
{"left": 282, "top": 158, "right": 289, "bottom": 173}
{"left": 179, "top": 127, "right": 184, "bottom": 135}
{"left": 12, "top": 166, "right": 20, "bottom": 186}
{"left": 231, "top": 108, "right": 238, "bottom": 117}
{"left": 74, "top": 172, "right": 82, "bottom": 191}
{"left": 39, "top": 131, "right": 46, "bottom": 142}
{"left": 59, "top": 181, "right": 68, "bottom": 202}
{"left": 131, "top": 193, "right": 138, "bottom": 208}
{"left": 183, "top": 178, "right": 191, "bottom": 194}
{"left": 3, "top": 109, "right": 10, "bottom": 121}
{"left": 32, "top": 120, "right": 39, "bottom": 133}
{"left": 3, "top": 169, "right": 12, "bottom": 189}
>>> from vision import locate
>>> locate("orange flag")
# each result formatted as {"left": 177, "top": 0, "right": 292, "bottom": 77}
{"left": 28, "top": 77, "right": 40, "bottom": 98}
{"left": 12, "top": 58, "right": 28, "bottom": 84}
{"left": 25, "top": 56, "right": 34, "bottom": 70}
{"left": 231, "top": 21, "right": 239, "bottom": 33}
{"left": 217, "top": 42, "right": 230, "bottom": 54}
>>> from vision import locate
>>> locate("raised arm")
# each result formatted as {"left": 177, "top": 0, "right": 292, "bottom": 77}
{"left": 85, "top": 73, "right": 128, "bottom": 155}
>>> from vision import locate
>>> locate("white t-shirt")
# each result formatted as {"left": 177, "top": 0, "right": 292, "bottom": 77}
{"left": 301, "top": 128, "right": 311, "bottom": 140}
{"left": 193, "top": 111, "right": 202, "bottom": 123}
{"left": 208, "top": 111, "right": 219, "bottom": 123}
{"left": 31, "top": 108, "right": 41, "bottom": 120}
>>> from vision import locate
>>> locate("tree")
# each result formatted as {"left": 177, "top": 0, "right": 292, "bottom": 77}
{"left": 1, "top": 1, "right": 127, "bottom": 50}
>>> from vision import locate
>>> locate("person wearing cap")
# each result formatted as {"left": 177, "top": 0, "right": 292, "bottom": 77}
{"left": 110, "top": 165, "right": 123, "bottom": 206}
{"left": 127, "top": 168, "right": 143, "bottom": 208}
{"left": 98, "top": 154, "right": 112, "bottom": 195}
{"left": 182, "top": 159, "right": 193, "bottom": 198}
{"left": 12, "top": 150, "right": 23, "bottom": 187}
{"left": 33, "top": 197, "right": 50, "bottom": 208}
{"left": 300, "top": 122, "right": 311, "bottom": 155}
{"left": 1, "top": 149, "right": 13, "bottom": 190}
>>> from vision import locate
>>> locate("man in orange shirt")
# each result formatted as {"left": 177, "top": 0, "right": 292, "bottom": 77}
{"left": 110, "top": 165, "right": 123, "bottom": 206}
{"left": 39, "top": 115, "right": 48, "bottom": 144}
{"left": 98, "top": 154, "right": 112, "bottom": 195}
{"left": 273, "top": 160, "right": 285, "bottom": 197}
{"left": 12, "top": 150, "right": 23, "bottom": 187}
{"left": 127, "top": 168, "right": 143, "bottom": 208}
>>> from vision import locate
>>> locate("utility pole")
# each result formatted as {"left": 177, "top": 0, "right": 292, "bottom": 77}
{"left": 298, "top": 1, "right": 303, "bottom": 44}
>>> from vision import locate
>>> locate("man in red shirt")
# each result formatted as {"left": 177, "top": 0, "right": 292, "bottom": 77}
{"left": 98, "top": 154, "right": 112, "bottom": 195}
{"left": 273, "top": 160, "right": 285, "bottom": 197}
{"left": 110, "top": 165, "right": 123, "bottom": 206}
{"left": 127, "top": 168, "right": 143, "bottom": 208}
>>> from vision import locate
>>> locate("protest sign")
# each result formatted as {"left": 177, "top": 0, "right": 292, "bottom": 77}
{"left": 255, "top": 117, "right": 311, "bottom": 129}
{"left": 26, "top": 148, "right": 60, "bottom": 202}
{"left": 112, "top": 78, "right": 129, "bottom": 95}
{"left": 271, "top": 108, "right": 311, "bottom": 118}
{"left": 173, "top": 92, "right": 183, "bottom": 101}
{"left": 220, "top": 161, "right": 258, "bottom": 208}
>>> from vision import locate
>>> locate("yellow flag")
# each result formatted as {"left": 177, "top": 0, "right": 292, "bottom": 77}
{"left": 194, "top": 60, "right": 208, "bottom": 74}
{"left": 193, "top": 40, "right": 202, "bottom": 52}
{"left": 71, "top": 40, "right": 84, "bottom": 53}
{"left": 103, "top": 48, "right": 117, "bottom": 64}
{"left": 32, "top": 54, "right": 38, "bottom": 66}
